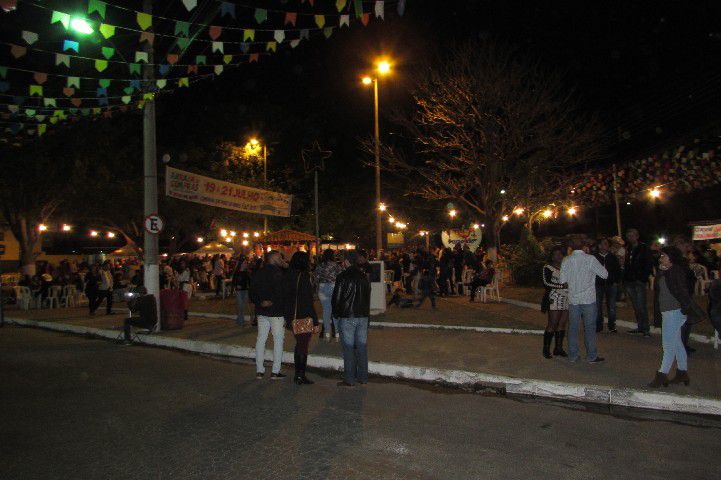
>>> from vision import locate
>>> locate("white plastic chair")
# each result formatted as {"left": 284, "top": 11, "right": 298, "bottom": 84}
{"left": 43, "top": 285, "right": 62, "bottom": 309}
{"left": 60, "top": 285, "right": 77, "bottom": 308}
{"left": 480, "top": 274, "right": 500, "bottom": 303}
{"left": 13, "top": 286, "right": 31, "bottom": 310}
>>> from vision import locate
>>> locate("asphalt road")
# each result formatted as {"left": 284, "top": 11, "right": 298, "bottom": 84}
{"left": 2, "top": 327, "right": 720, "bottom": 480}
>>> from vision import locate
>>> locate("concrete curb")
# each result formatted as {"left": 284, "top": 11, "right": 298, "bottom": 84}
{"left": 187, "top": 311, "right": 545, "bottom": 336}
{"left": 7, "top": 315, "right": 721, "bottom": 416}
{"left": 499, "top": 297, "right": 716, "bottom": 345}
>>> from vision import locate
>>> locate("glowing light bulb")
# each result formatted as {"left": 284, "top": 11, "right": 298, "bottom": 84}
{"left": 649, "top": 187, "right": 661, "bottom": 199}
{"left": 502, "top": 215, "right": 509, "bottom": 222}
{"left": 107, "top": 232, "right": 115, "bottom": 238}
{"left": 473, "top": 224, "right": 480, "bottom": 230}
{"left": 379, "top": 203, "right": 387, "bottom": 212}
{"left": 90, "top": 230, "right": 98, "bottom": 237}
{"left": 362, "top": 76, "right": 373, "bottom": 85}
{"left": 62, "top": 224, "right": 72, "bottom": 232}
{"left": 449, "top": 209, "right": 457, "bottom": 218}
{"left": 220, "top": 229, "right": 228, "bottom": 237}
{"left": 542, "top": 209, "right": 553, "bottom": 219}
{"left": 38, "top": 224, "right": 47, "bottom": 232}
{"left": 568, "top": 207, "right": 577, "bottom": 216}
{"left": 197, "top": 237, "right": 204, "bottom": 243}
{"left": 513, "top": 208, "right": 524, "bottom": 216}
{"left": 242, "top": 240, "right": 249, "bottom": 246}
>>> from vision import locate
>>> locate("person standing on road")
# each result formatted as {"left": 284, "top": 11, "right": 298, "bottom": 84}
{"left": 213, "top": 254, "right": 226, "bottom": 297}
{"left": 560, "top": 237, "right": 608, "bottom": 364}
{"left": 284, "top": 251, "right": 319, "bottom": 385}
{"left": 97, "top": 262, "right": 114, "bottom": 315}
{"left": 541, "top": 247, "right": 569, "bottom": 359}
{"left": 232, "top": 255, "right": 250, "bottom": 326}
{"left": 648, "top": 247, "right": 705, "bottom": 388}
{"left": 332, "top": 250, "right": 371, "bottom": 387}
{"left": 249, "top": 251, "right": 287, "bottom": 380}
{"left": 315, "top": 249, "right": 343, "bottom": 342}
{"left": 624, "top": 229, "right": 654, "bottom": 336}
{"left": 594, "top": 238, "right": 621, "bottom": 333}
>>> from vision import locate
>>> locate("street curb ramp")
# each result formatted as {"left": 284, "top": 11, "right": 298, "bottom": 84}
{"left": 6, "top": 315, "right": 721, "bottom": 417}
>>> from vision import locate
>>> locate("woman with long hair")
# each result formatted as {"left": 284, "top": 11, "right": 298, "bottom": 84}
{"left": 315, "top": 249, "right": 343, "bottom": 341}
{"left": 648, "top": 246, "right": 705, "bottom": 387}
{"left": 541, "top": 246, "right": 569, "bottom": 358}
{"left": 284, "top": 251, "right": 319, "bottom": 385}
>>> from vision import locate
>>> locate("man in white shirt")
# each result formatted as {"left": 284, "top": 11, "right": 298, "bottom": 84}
{"left": 560, "top": 237, "right": 608, "bottom": 363}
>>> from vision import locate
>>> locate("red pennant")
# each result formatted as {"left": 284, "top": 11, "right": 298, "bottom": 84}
{"left": 62, "top": 87, "right": 75, "bottom": 97}
{"left": 209, "top": 25, "right": 222, "bottom": 40}
{"left": 167, "top": 53, "right": 179, "bottom": 65}
{"left": 361, "top": 13, "right": 369, "bottom": 26}
{"left": 187, "top": 64, "right": 198, "bottom": 74}
{"left": 284, "top": 12, "right": 297, "bottom": 26}
{"left": 33, "top": 72, "right": 48, "bottom": 84}
{"left": 71, "top": 98, "right": 82, "bottom": 107}
{"left": 249, "top": 53, "right": 259, "bottom": 63}
{"left": 10, "top": 44, "right": 26, "bottom": 58}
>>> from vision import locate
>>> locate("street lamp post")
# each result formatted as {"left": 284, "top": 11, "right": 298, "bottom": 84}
{"left": 363, "top": 59, "right": 391, "bottom": 258}
{"left": 263, "top": 143, "right": 268, "bottom": 233}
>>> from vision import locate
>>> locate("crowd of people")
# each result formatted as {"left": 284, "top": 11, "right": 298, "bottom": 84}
{"left": 541, "top": 228, "right": 720, "bottom": 388}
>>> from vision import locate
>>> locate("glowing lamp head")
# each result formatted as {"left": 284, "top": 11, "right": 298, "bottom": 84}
{"left": 38, "top": 224, "right": 48, "bottom": 232}
{"left": 107, "top": 232, "right": 116, "bottom": 239}
{"left": 242, "top": 240, "right": 249, "bottom": 246}
{"left": 473, "top": 224, "right": 480, "bottom": 230}
{"left": 90, "top": 230, "right": 98, "bottom": 237}
{"left": 388, "top": 216, "right": 395, "bottom": 224}
{"left": 242, "top": 232, "right": 249, "bottom": 238}
{"left": 377, "top": 61, "right": 391, "bottom": 75}
{"left": 650, "top": 187, "right": 661, "bottom": 199}
{"left": 71, "top": 18, "right": 94, "bottom": 35}
{"left": 249, "top": 138, "right": 259, "bottom": 146}
{"left": 513, "top": 208, "right": 524, "bottom": 216}
{"left": 502, "top": 215, "right": 509, "bottom": 222}
{"left": 253, "top": 232, "right": 260, "bottom": 238}
{"left": 378, "top": 203, "right": 387, "bottom": 212}
{"left": 220, "top": 229, "right": 228, "bottom": 237}
{"left": 542, "top": 209, "right": 553, "bottom": 219}
{"left": 196, "top": 237, "right": 204, "bottom": 243}
{"left": 500, "top": 189, "right": 506, "bottom": 195}
{"left": 230, "top": 231, "right": 237, "bottom": 237}
{"left": 225, "top": 237, "right": 232, "bottom": 243}
{"left": 658, "top": 237, "right": 667, "bottom": 245}
{"left": 361, "top": 76, "right": 373, "bottom": 85}
{"left": 567, "top": 207, "right": 577, "bottom": 216}
{"left": 448, "top": 209, "right": 457, "bottom": 218}
{"left": 62, "top": 224, "right": 72, "bottom": 232}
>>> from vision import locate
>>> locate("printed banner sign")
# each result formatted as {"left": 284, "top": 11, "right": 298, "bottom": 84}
{"left": 387, "top": 232, "right": 404, "bottom": 246}
{"left": 692, "top": 224, "right": 721, "bottom": 241}
{"left": 441, "top": 228, "right": 482, "bottom": 250}
{"left": 165, "top": 167, "right": 292, "bottom": 217}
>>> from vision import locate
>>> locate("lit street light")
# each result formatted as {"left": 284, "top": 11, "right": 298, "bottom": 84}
{"left": 245, "top": 137, "right": 269, "bottom": 232}
{"left": 362, "top": 57, "right": 393, "bottom": 256}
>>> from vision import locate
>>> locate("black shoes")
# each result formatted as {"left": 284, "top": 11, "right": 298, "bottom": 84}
{"left": 608, "top": 326, "right": 618, "bottom": 333}
{"left": 270, "top": 373, "right": 286, "bottom": 380}
{"left": 589, "top": 357, "right": 605, "bottom": 364}
{"left": 669, "top": 369, "right": 690, "bottom": 386}
{"left": 553, "top": 331, "right": 568, "bottom": 357}
{"left": 648, "top": 371, "right": 669, "bottom": 388}
{"left": 627, "top": 328, "right": 644, "bottom": 334}
{"left": 542, "top": 331, "right": 553, "bottom": 359}
{"left": 337, "top": 381, "right": 354, "bottom": 387}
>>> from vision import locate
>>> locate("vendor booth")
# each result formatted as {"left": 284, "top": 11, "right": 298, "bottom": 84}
{"left": 192, "top": 241, "right": 235, "bottom": 256}
{"left": 257, "top": 229, "right": 318, "bottom": 259}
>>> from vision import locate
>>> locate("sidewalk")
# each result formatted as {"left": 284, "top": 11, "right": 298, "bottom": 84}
{"left": 6, "top": 299, "right": 721, "bottom": 415}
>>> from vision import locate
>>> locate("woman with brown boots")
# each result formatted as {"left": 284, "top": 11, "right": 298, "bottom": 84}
{"left": 284, "top": 251, "right": 319, "bottom": 386}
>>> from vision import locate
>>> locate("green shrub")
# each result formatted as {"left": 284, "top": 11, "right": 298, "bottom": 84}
{"left": 501, "top": 230, "right": 551, "bottom": 287}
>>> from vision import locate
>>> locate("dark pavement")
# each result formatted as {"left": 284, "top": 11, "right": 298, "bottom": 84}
{"left": 2, "top": 327, "right": 720, "bottom": 480}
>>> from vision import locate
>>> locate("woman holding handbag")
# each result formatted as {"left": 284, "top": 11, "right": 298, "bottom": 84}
{"left": 284, "top": 251, "right": 320, "bottom": 385}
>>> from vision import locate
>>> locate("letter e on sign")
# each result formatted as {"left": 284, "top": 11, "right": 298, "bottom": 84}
{"left": 144, "top": 214, "right": 164, "bottom": 234}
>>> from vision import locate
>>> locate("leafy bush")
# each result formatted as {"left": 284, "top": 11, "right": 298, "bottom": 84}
{"left": 501, "top": 230, "right": 552, "bottom": 287}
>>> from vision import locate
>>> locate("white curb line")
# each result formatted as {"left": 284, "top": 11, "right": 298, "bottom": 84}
{"left": 7, "top": 316, "right": 721, "bottom": 416}
{"left": 499, "top": 297, "right": 716, "bottom": 345}
{"left": 186, "top": 311, "right": 545, "bottom": 336}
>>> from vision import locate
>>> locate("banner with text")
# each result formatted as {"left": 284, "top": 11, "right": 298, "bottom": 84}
{"left": 692, "top": 224, "right": 721, "bottom": 241}
{"left": 165, "top": 167, "right": 292, "bottom": 217}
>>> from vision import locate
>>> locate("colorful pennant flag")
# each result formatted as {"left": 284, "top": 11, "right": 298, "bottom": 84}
{"left": 63, "top": 40, "right": 79, "bottom": 53}
{"left": 178, "top": 77, "right": 189, "bottom": 88}
{"left": 156, "top": 79, "right": 167, "bottom": 89}
{"left": 336, "top": 0, "right": 347, "bottom": 11}
{"left": 0, "top": 67, "right": 6, "bottom": 78}
{"left": 99, "top": 23, "right": 115, "bottom": 39}
{"left": 33, "top": 72, "right": 47, "bottom": 84}
{"left": 375, "top": 1, "right": 384, "bottom": 19}
{"left": 10, "top": 44, "right": 27, "bottom": 58}
{"left": 67, "top": 77, "right": 80, "bottom": 88}
{"left": 29, "top": 85, "right": 42, "bottom": 97}
{"left": 62, "top": 87, "right": 75, "bottom": 97}
{"left": 249, "top": 53, "right": 259, "bottom": 63}
{"left": 274, "top": 30, "right": 285, "bottom": 43}
{"left": 21, "top": 31, "right": 38, "bottom": 45}
{"left": 101, "top": 46, "right": 114, "bottom": 59}
{"left": 243, "top": 29, "right": 255, "bottom": 42}
{"left": 55, "top": 53, "right": 70, "bottom": 67}
{"left": 121, "top": 95, "right": 131, "bottom": 104}
{"left": 223, "top": 55, "right": 232, "bottom": 64}
{"left": 43, "top": 98, "right": 56, "bottom": 107}
{"left": 290, "top": 39, "right": 301, "bottom": 49}
{"left": 135, "top": 51, "right": 149, "bottom": 63}
{"left": 212, "top": 42, "right": 224, "bottom": 53}
{"left": 196, "top": 55, "right": 207, "bottom": 65}
{"left": 209, "top": 25, "right": 222, "bottom": 40}
{"left": 137, "top": 12, "right": 152, "bottom": 31}
{"left": 175, "top": 21, "right": 190, "bottom": 37}
{"left": 398, "top": 0, "right": 406, "bottom": 16}
{"left": 187, "top": 65, "right": 198, "bottom": 74}
{"left": 255, "top": 8, "right": 267, "bottom": 24}
{"left": 1, "top": 0, "right": 17, "bottom": 13}
{"left": 323, "top": 27, "right": 334, "bottom": 39}
{"left": 140, "top": 32, "right": 155, "bottom": 45}
{"left": 266, "top": 42, "right": 277, "bottom": 52}
{"left": 340, "top": 15, "right": 350, "bottom": 27}
{"left": 315, "top": 15, "right": 326, "bottom": 28}
{"left": 88, "top": 0, "right": 106, "bottom": 19}
{"left": 51, "top": 11, "right": 70, "bottom": 29}
{"left": 98, "top": 78, "right": 111, "bottom": 88}
{"left": 354, "top": 0, "right": 363, "bottom": 18}
{"left": 177, "top": 37, "right": 191, "bottom": 50}
{"left": 214, "top": 65, "right": 223, "bottom": 75}
{"left": 38, "top": 124, "right": 47, "bottom": 136}
{"left": 159, "top": 64, "right": 170, "bottom": 75}
{"left": 220, "top": 2, "right": 235, "bottom": 18}
{"left": 167, "top": 54, "right": 179, "bottom": 65}
{"left": 129, "top": 63, "right": 141, "bottom": 75}
{"left": 285, "top": 12, "right": 297, "bottom": 26}
{"left": 362, "top": 13, "right": 369, "bottom": 26}
{"left": 181, "top": 0, "right": 196, "bottom": 11}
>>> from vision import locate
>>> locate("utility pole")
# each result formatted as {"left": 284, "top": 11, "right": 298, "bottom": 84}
{"left": 373, "top": 78, "right": 382, "bottom": 257}
{"left": 302, "top": 142, "right": 331, "bottom": 260}
{"left": 263, "top": 144, "right": 268, "bottom": 233}
{"left": 314, "top": 168, "right": 320, "bottom": 257}
{"left": 142, "top": 0, "right": 160, "bottom": 328}
{"left": 612, "top": 163, "right": 622, "bottom": 237}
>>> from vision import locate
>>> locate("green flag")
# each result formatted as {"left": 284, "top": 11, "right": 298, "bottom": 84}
{"left": 99, "top": 23, "right": 115, "bottom": 39}
{"left": 88, "top": 0, "right": 106, "bottom": 19}
{"left": 129, "top": 63, "right": 141, "bottom": 75}
{"left": 101, "top": 46, "right": 114, "bottom": 59}
{"left": 98, "top": 78, "right": 111, "bottom": 88}
{"left": 137, "top": 12, "right": 152, "bottom": 31}
{"left": 175, "top": 21, "right": 190, "bottom": 37}
{"left": 51, "top": 11, "right": 70, "bottom": 29}
{"left": 29, "top": 85, "right": 42, "bottom": 96}
{"left": 95, "top": 59, "right": 108, "bottom": 72}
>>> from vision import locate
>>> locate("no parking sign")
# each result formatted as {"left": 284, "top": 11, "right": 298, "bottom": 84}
{"left": 144, "top": 214, "right": 164, "bottom": 235}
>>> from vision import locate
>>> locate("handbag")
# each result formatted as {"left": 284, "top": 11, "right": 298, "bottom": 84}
{"left": 292, "top": 273, "right": 315, "bottom": 335}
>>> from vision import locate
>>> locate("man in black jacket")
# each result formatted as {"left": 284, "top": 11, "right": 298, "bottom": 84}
{"left": 624, "top": 229, "right": 654, "bottom": 336}
{"left": 249, "top": 251, "right": 287, "bottom": 380}
{"left": 595, "top": 238, "right": 622, "bottom": 333}
{"left": 332, "top": 250, "right": 371, "bottom": 387}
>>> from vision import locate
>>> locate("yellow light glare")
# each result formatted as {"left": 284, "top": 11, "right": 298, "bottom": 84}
{"left": 38, "top": 224, "right": 47, "bottom": 232}
{"left": 197, "top": 237, "right": 204, "bottom": 243}
{"left": 220, "top": 229, "right": 228, "bottom": 237}
{"left": 543, "top": 209, "right": 553, "bottom": 218}
{"left": 649, "top": 187, "right": 661, "bottom": 199}
{"left": 107, "top": 232, "right": 115, "bottom": 238}
{"left": 449, "top": 209, "right": 457, "bottom": 218}
{"left": 253, "top": 232, "right": 260, "bottom": 238}
{"left": 473, "top": 224, "right": 480, "bottom": 229}
{"left": 389, "top": 216, "right": 395, "bottom": 224}
{"left": 242, "top": 240, "right": 249, "bottom": 246}
{"left": 568, "top": 207, "right": 577, "bottom": 216}
{"left": 225, "top": 237, "right": 232, "bottom": 243}
{"left": 230, "top": 231, "right": 237, "bottom": 237}
{"left": 62, "top": 224, "right": 72, "bottom": 232}
{"left": 362, "top": 76, "right": 373, "bottom": 85}
{"left": 377, "top": 60, "right": 391, "bottom": 75}
{"left": 242, "top": 232, "right": 249, "bottom": 238}
{"left": 90, "top": 230, "right": 98, "bottom": 237}
{"left": 502, "top": 215, "right": 509, "bottom": 222}
{"left": 249, "top": 138, "right": 259, "bottom": 146}
{"left": 378, "top": 203, "right": 387, "bottom": 211}
{"left": 513, "top": 208, "right": 524, "bottom": 216}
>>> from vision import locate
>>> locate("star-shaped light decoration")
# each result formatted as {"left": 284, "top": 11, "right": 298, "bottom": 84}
{"left": 302, "top": 141, "right": 332, "bottom": 173}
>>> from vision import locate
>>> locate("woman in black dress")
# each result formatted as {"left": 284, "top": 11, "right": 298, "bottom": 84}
{"left": 284, "top": 251, "right": 319, "bottom": 385}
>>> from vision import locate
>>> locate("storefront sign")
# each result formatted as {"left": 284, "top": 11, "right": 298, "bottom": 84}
{"left": 692, "top": 223, "right": 721, "bottom": 241}
{"left": 165, "top": 167, "right": 292, "bottom": 217}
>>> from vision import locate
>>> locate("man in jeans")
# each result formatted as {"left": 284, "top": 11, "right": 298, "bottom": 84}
{"left": 594, "top": 238, "right": 621, "bottom": 333}
{"left": 624, "top": 228, "right": 654, "bottom": 337}
{"left": 249, "top": 251, "right": 287, "bottom": 380}
{"left": 560, "top": 237, "right": 608, "bottom": 363}
{"left": 332, "top": 250, "right": 371, "bottom": 386}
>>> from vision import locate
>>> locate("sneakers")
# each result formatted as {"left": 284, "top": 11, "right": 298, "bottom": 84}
{"left": 334, "top": 333, "right": 340, "bottom": 343}
{"left": 589, "top": 357, "right": 605, "bottom": 364}
{"left": 256, "top": 372, "right": 264, "bottom": 380}
{"left": 270, "top": 373, "right": 286, "bottom": 380}
{"left": 324, "top": 333, "right": 331, "bottom": 342}
{"left": 608, "top": 326, "right": 617, "bottom": 333}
